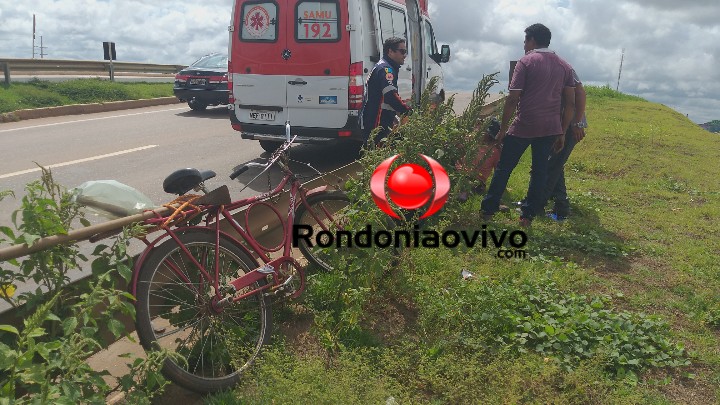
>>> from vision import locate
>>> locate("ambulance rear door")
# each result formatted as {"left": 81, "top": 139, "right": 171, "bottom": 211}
{"left": 284, "top": 0, "right": 351, "bottom": 128}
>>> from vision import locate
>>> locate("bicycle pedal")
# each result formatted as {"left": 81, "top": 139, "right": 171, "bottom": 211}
{"left": 265, "top": 275, "right": 297, "bottom": 298}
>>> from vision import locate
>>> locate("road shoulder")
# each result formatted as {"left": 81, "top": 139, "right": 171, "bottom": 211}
{"left": 0, "top": 97, "right": 182, "bottom": 123}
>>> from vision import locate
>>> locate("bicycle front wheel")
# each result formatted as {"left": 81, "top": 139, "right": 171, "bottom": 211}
{"left": 135, "top": 229, "right": 272, "bottom": 393}
{"left": 294, "top": 190, "right": 351, "bottom": 272}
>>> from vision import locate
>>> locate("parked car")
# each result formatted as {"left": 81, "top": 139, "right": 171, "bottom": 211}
{"left": 228, "top": 0, "right": 450, "bottom": 152}
{"left": 174, "top": 53, "right": 229, "bottom": 111}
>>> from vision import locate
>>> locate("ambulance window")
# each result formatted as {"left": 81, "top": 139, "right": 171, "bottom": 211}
{"left": 424, "top": 21, "right": 437, "bottom": 56}
{"left": 240, "top": 1, "right": 278, "bottom": 42}
{"left": 296, "top": 1, "right": 341, "bottom": 42}
{"left": 378, "top": 5, "right": 407, "bottom": 43}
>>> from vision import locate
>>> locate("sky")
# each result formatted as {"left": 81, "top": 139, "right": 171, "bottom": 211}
{"left": 0, "top": 0, "right": 718, "bottom": 123}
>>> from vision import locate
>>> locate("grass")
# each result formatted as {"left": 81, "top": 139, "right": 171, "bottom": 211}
{"left": 201, "top": 85, "right": 720, "bottom": 404}
{"left": 6, "top": 78, "right": 713, "bottom": 402}
{"left": 0, "top": 78, "right": 173, "bottom": 114}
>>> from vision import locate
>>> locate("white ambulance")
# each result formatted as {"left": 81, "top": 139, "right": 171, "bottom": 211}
{"left": 228, "top": 0, "right": 450, "bottom": 152}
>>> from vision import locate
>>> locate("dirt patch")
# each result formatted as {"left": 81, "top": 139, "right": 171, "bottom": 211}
{"left": 642, "top": 366, "right": 718, "bottom": 405}
{"left": 276, "top": 305, "right": 326, "bottom": 359}
{"left": 587, "top": 256, "right": 681, "bottom": 300}
{"left": 362, "top": 297, "right": 419, "bottom": 344}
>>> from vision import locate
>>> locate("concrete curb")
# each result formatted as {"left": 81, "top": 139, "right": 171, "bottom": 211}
{"left": 0, "top": 97, "right": 182, "bottom": 123}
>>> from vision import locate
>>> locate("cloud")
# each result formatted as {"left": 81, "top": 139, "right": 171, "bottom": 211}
{"left": 429, "top": 0, "right": 719, "bottom": 122}
{"left": 1, "top": 0, "right": 230, "bottom": 63}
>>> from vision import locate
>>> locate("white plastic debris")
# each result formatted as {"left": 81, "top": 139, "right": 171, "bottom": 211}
{"left": 72, "top": 180, "right": 156, "bottom": 219}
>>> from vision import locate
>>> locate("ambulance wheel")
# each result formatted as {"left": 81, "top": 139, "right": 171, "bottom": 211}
{"left": 259, "top": 140, "right": 281, "bottom": 153}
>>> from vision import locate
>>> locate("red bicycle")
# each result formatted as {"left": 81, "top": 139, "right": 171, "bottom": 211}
{"left": 130, "top": 136, "right": 350, "bottom": 393}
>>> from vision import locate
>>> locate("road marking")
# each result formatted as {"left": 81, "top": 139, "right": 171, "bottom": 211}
{"left": 0, "top": 107, "right": 188, "bottom": 134}
{"left": 0, "top": 145, "right": 159, "bottom": 179}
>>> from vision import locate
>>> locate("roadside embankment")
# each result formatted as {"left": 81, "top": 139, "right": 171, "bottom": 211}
{"left": 0, "top": 97, "right": 182, "bottom": 123}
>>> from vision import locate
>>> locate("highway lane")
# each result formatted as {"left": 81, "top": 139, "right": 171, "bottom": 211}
{"left": 0, "top": 104, "right": 360, "bottom": 225}
{"left": 0, "top": 92, "right": 484, "bottom": 309}
{"left": 0, "top": 103, "right": 360, "bottom": 310}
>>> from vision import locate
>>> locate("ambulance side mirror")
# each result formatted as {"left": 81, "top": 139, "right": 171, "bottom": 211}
{"left": 440, "top": 45, "right": 451, "bottom": 63}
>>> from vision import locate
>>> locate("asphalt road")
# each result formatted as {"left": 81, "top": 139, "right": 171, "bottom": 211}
{"left": 0, "top": 91, "right": 490, "bottom": 227}
{"left": 0, "top": 104, "right": 361, "bottom": 309}
{"left": 0, "top": 104, "right": 365, "bottom": 222}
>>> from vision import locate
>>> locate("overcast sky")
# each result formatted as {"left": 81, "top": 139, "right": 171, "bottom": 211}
{"left": 0, "top": 0, "right": 718, "bottom": 123}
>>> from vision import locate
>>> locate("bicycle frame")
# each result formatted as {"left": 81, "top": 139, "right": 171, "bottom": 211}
{"left": 130, "top": 164, "right": 331, "bottom": 308}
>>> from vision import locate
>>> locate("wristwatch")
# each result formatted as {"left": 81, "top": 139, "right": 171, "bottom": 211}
{"left": 573, "top": 122, "right": 588, "bottom": 128}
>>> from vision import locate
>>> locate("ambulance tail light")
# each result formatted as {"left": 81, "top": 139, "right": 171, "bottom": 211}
{"left": 348, "top": 62, "right": 364, "bottom": 110}
{"left": 227, "top": 60, "right": 235, "bottom": 104}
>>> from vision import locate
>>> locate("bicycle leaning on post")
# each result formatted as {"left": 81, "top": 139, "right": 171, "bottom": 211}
{"left": 129, "top": 129, "right": 350, "bottom": 393}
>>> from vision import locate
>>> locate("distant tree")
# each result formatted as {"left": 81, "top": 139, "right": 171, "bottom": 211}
{"left": 699, "top": 120, "right": 720, "bottom": 133}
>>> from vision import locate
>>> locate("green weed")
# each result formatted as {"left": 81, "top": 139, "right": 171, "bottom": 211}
{"left": 0, "top": 78, "right": 173, "bottom": 113}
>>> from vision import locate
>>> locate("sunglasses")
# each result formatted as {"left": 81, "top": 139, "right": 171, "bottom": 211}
{"left": 394, "top": 48, "right": 408, "bottom": 55}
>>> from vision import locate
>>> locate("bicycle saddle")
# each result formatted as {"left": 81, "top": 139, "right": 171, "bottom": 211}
{"left": 163, "top": 168, "right": 216, "bottom": 195}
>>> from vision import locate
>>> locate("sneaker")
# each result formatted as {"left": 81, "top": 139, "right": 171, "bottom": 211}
{"left": 482, "top": 212, "right": 494, "bottom": 222}
{"left": 547, "top": 213, "right": 567, "bottom": 222}
{"left": 499, "top": 204, "right": 510, "bottom": 213}
{"left": 519, "top": 217, "right": 532, "bottom": 227}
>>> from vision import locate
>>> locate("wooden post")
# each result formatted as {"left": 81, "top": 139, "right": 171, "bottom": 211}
{"left": 1, "top": 62, "right": 9, "bottom": 86}
{"left": 0, "top": 207, "right": 171, "bottom": 262}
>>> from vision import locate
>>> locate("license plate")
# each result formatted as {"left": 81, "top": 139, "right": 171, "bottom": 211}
{"left": 249, "top": 110, "right": 276, "bottom": 121}
{"left": 189, "top": 78, "right": 207, "bottom": 85}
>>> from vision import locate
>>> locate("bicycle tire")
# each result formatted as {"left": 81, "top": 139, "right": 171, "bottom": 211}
{"left": 294, "top": 190, "right": 351, "bottom": 272}
{"left": 135, "top": 229, "right": 272, "bottom": 393}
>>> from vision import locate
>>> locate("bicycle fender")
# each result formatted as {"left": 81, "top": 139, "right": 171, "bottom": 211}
{"left": 130, "top": 226, "right": 259, "bottom": 297}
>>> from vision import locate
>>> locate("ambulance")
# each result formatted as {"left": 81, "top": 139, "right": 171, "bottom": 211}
{"left": 228, "top": 0, "right": 450, "bottom": 152}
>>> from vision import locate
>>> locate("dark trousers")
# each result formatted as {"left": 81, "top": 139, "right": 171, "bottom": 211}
{"left": 362, "top": 126, "right": 391, "bottom": 147}
{"left": 481, "top": 134, "right": 556, "bottom": 219}
{"left": 543, "top": 127, "right": 578, "bottom": 217}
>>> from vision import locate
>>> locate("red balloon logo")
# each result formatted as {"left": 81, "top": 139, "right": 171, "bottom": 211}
{"left": 387, "top": 164, "right": 434, "bottom": 209}
{"left": 370, "top": 155, "right": 450, "bottom": 219}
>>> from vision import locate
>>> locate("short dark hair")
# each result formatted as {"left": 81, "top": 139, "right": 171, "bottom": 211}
{"left": 524, "top": 23, "right": 551, "bottom": 48}
{"left": 383, "top": 37, "right": 406, "bottom": 55}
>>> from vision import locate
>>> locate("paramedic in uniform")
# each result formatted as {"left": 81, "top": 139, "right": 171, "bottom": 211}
{"left": 360, "top": 37, "right": 412, "bottom": 145}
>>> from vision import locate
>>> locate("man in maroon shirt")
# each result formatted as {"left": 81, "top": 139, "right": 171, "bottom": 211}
{"left": 481, "top": 23, "right": 576, "bottom": 226}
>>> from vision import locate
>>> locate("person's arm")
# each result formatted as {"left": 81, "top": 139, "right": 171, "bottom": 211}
{"left": 572, "top": 82, "right": 587, "bottom": 142}
{"left": 555, "top": 85, "right": 575, "bottom": 152}
{"left": 496, "top": 90, "right": 520, "bottom": 143}
{"left": 561, "top": 85, "right": 575, "bottom": 133}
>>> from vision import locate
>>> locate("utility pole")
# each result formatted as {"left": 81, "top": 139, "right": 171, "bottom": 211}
{"left": 31, "top": 14, "right": 47, "bottom": 58}
{"left": 39, "top": 36, "right": 48, "bottom": 58}
{"left": 32, "top": 14, "right": 36, "bottom": 58}
{"left": 616, "top": 48, "right": 625, "bottom": 92}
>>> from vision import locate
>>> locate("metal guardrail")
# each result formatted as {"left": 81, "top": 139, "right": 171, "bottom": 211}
{"left": 0, "top": 58, "right": 187, "bottom": 85}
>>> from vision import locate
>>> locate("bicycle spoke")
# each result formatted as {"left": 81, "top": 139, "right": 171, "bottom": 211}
{"left": 136, "top": 230, "right": 270, "bottom": 391}
{"left": 295, "top": 191, "right": 351, "bottom": 272}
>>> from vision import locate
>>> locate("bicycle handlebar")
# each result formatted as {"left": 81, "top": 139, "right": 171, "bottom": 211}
{"left": 229, "top": 135, "right": 298, "bottom": 182}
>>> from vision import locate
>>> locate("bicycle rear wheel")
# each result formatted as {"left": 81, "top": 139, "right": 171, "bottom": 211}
{"left": 294, "top": 190, "right": 351, "bottom": 272}
{"left": 135, "top": 229, "right": 272, "bottom": 393}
